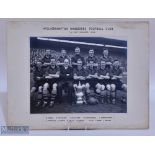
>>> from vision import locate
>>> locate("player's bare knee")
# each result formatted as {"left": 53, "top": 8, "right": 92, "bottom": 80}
{"left": 111, "top": 84, "right": 116, "bottom": 91}
{"left": 122, "top": 84, "right": 127, "bottom": 91}
{"left": 106, "top": 84, "right": 111, "bottom": 91}
{"left": 53, "top": 83, "right": 57, "bottom": 89}
{"left": 85, "top": 83, "right": 90, "bottom": 89}
{"left": 96, "top": 84, "right": 102, "bottom": 94}
{"left": 96, "top": 83, "right": 102, "bottom": 89}
{"left": 82, "top": 84, "right": 85, "bottom": 88}
{"left": 31, "top": 87, "right": 36, "bottom": 93}
{"left": 52, "top": 83, "right": 57, "bottom": 94}
{"left": 38, "top": 86, "right": 43, "bottom": 92}
{"left": 43, "top": 83, "right": 49, "bottom": 90}
{"left": 73, "top": 84, "right": 77, "bottom": 88}
{"left": 96, "top": 83, "right": 101, "bottom": 88}
{"left": 101, "top": 85, "right": 105, "bottom": 91}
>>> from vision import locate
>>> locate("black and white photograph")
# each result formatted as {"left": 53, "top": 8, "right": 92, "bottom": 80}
{"left": 30, "top": 37, "right": 127, "bottom": 113}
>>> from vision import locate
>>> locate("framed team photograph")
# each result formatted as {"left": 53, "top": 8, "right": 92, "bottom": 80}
{"left": 7, "top": 20, "right": 149, "bottom": 130}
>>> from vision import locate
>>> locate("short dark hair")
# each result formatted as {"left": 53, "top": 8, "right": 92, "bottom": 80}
{"left": 113, "top": 59, "right": 119, "bottom": 62}
{"left": 61, "top": 49, "right": 66, "bottom": 52}
{"left": 75, "top": 47, "right": 80, "bottom": 50}
{"left": 103, "top": 48, "right": 108, "bottom": 51}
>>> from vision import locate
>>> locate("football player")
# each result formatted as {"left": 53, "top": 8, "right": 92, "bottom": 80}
{"left": 30, "top": 61, "right": 45, "bottom": 107}
{"left": 96, "top": 60, "right": 110, "bottom": 103}
{"left": 42, "top": 49, "right": 52, "bottom": 66}
{"left": 107, "top": 60, "right": 127, "bottom": 104}
{"left": 73, "top": 59, "right": 86, "bottom": 84}
{"left": 57, "top": 58, "right": 74, "bottom": 104}
{"left": 43, "top": 57, "right": 60, "bottom": 107}
{"left": 85, "top": 49, "right": 98, "bottom": 67}
{"left": 57, "top": 49, "right": 70, "bottom": 67}
{"left": 41, "top": 49, "right": 52, "bottom": 73}
{"left": 71, "top": 47, "right": 85, "bottom": 69}
{"left": 85, "top": 60, "right": 98, "bottom": 94}
{"left": 101, "top": 48, "right": 113, "bottom": 69}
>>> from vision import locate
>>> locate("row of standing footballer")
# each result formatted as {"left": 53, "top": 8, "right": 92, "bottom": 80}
{"left": 30, "top": 47, "right": 127, "bottom": 108}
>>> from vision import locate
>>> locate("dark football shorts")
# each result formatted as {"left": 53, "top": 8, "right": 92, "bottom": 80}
{"left": 34, "top": 79, "right": 46, "bottom": 88}
{"left": 46, "top": 78, "right": 60, "bottom": 91}
{"left": 85, "top": 78, "right": 98, "bottom": 89}
{"left": 73, "top": 79, "right": 86, "bottom": 85}
{"left": 97, "top": 79, "right": 111, "bottom": 86}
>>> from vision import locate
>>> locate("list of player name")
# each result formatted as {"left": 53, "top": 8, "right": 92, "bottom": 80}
{"left": 43, "top": 26, "right": 114, "bottom": 31}
{"left": 46, "top": 116, "right": 112, "bottom": 123}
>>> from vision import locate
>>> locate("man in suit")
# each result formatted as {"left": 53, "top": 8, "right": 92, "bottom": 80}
{"left": 57, "top": 58, "right": 74, "bottom": 104}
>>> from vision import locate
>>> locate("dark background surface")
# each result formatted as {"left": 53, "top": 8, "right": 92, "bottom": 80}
{"left": 30, "top": 37, "right": 127, "bottom": 57}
